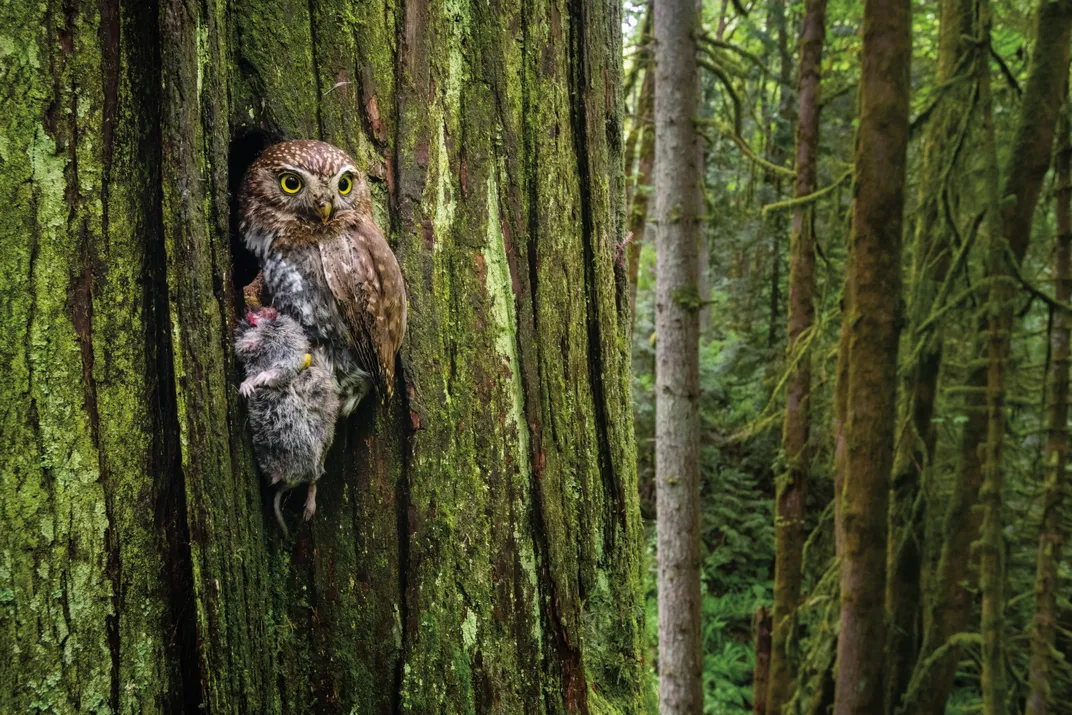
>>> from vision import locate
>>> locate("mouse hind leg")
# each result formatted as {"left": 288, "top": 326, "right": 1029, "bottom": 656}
{"left": 303, "top": 483, "right": 317, "bottom": 522}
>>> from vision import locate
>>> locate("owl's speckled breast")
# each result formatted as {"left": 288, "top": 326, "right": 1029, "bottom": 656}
{"left": 260, "top": 244, "right": 373, "bottom": 414}
{"left": 262, "top": 246, "right": 346, "bottom": 344}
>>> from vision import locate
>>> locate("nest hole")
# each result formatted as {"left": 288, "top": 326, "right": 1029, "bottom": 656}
{"left": 229, "top": 127, "right": 277, "bottom": 310}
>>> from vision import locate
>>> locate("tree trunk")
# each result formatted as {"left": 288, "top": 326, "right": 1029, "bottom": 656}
{"left": 753, "top": 606, "right": 772, "bottom": 715}
{"left": 884, "top": 0, "right": 977, "bottom": 710}
{"left": 976, "top": 4, "right": 1009, "bottom": 710}
{"left": 767, "top": 3, "right": 826, "bottom": 713}
{"left": 0, "top": 0, "right": 647, "bottom": 713}
{"left": 906, "top": 3, "right": 1072, "bottom": 713}
{"left": 654, "top": 0, "right": 703, "bottom": 711}
{"left": 696, "top": 0, "right": 710, "bottom": 335}
{"left": 623, "top": 0, "right": 652, "bottom": 214}
{"left": 833, "top": 1, "right": 911, "bottom": 713}
{"left": 1025, "top": 84, "right": 1071, "bottom": 715}
{"left": 764, "top": 0, "right": 793, "bottom": 351}
{"left": 628, "top": 65, "right": 656, "bottom": 329}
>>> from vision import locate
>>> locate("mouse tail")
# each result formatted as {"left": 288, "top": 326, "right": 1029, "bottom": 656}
{"left": 274, "top": 489, "right": 290, "bottom": 538}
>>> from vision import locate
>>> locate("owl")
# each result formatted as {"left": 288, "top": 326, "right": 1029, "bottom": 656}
{"left": 238, "top": 140, "right": 407, "bottom": 415}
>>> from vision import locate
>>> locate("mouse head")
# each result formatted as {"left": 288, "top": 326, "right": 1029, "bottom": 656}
{"left": 246, "top": 306, "right": 279, "bottom": 326}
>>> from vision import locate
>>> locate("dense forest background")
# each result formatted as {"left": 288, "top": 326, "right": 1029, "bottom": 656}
{"left": 624, "top": 0, "right": 1072, "bottom": 713}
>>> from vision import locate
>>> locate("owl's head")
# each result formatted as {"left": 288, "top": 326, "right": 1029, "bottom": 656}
{"left": 239, "top": 139, "right": 372, "bottom": 256}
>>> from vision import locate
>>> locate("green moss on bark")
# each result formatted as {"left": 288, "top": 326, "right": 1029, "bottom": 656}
{"left": 2, "top": 0, "right": 644, "bottom": 712}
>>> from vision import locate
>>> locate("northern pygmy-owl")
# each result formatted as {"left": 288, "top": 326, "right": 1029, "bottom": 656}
{"left": 239, "top": 140, "right": 407, "bottom": 415}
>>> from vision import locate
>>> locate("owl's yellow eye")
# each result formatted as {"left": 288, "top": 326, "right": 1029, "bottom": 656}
{"left": 338, "top": 173, "right": 353, "bottom": 196}
{"left": 279, "top": 173, "right": 303, "bottom": 194}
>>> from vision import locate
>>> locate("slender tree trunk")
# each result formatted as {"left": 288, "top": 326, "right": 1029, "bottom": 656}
{"left": 906, "top": 4, "right": 1072, "bottom": 713}
{"left": 654, "top": 0, "right": 703, "bottom": 711}
{"left": 1025, "top": 86, "right": 1071, "bottom": 715}
{"left": 623, "top": 1, "right": 653, "bottom": 213}
{"left": 716, "top": 0, "right": 731, "bottom": 41}
{"left": 977, "top": 5, "right": 1009, "bottom": 710}
{"left": 696, "top": 0, "right": 711, "bottom": 334}
{"left": 764, "top": 0, "right": 794, "bottom": 352}
{"left": 833, "top": 2, "right": 911, "bottom": 714}
{"left": 753, "top": 606, "right": 773, "bottom": 715}
{"left": 834, "top": 295, "right": 851, "bottom": 559}
{"left": 0, "top": 0, "right": 647, "bottom": 712}
{"left": 628, "top": 65, "right": 656, "bottom": 328}
{"left": 884, "top": 0, "right": 977, "bottom": 711}
{"left": 767, "top": 3, "right": 826, "bottom": 713}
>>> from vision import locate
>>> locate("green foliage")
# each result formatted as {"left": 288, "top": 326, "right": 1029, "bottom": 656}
{"left": 628, "top": 0, "right": 1072, "bottom": 712}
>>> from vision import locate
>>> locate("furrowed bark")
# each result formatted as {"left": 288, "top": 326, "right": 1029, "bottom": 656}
{"left": 833, "top": 1, "right": 911, "bottom": 713}
{"left": 884, "top": 0, "right": 977, "bottom": 711}
{"left": 654, "top": 0, "right": 704, "bottom": 710}
{"left": 906, "top": 3, "right": 1072, "bottom": 713}
{"left": 767, "top": 3, "right": 826, "bottom": 713}
{"left": 0, "top": 2, "right": 180, "bottom": 712}
{"left": 1025, "top": 84, "right": 1071, "bottom": 715}
{"left": 0, "top": 0, "right": 646, "bottom": 712}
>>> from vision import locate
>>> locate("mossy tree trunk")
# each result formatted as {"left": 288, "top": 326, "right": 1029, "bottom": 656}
{"left": 905, "top": 3, "right": 1072, "bottom": 713}
{"left": 833, "top": 0, "right": 911, "bottom": 712}
{"left": 1025, "top": 82, "right": 1071, "bottom": 715}
{"left": 882, "top": 0, "right": 976, "bottom": 711}
{"left": 975, "top": 3, "right": 1009, "bottom": 708}
{"left": 0, "top": 0, "right": 646, "bottom": 713}
{"left": 766, "top": 2, "right": 825, "bottom": 712}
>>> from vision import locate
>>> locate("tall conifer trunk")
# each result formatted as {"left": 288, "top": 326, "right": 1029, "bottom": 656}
{"left": 884, "top": 1, "right": 977, "bottom": 711}
{"left": 976, "top": 4, "right": 1009, "bottom": 709}
{"left": 654, "top": 0, "right": 703, "bottom": 710}
{"left": 767, "top": 3, "right": 826, "bottom": 713}
{"left": 1023, "top": 67, "right": 1072, "bottom": 715}
{"left": 1025, "top": 84, "right": 1071, "bottom": 715}
{"left": 833, "top": 1, "right": 911, "bottom": 713}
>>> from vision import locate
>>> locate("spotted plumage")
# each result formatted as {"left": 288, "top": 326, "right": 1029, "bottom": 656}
{"left": 239, "top": 140, "right": 407, "bottom": 415}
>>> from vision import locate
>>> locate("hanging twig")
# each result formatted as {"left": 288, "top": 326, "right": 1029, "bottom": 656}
{"left": 697, "top": 31, "right": 773, "bottom": 78}
{"left": 989, "top": 46, "right": 1022, "bottom": 97}
{"left": 1005, "top": 245, "right": 1072, "bottom": 313}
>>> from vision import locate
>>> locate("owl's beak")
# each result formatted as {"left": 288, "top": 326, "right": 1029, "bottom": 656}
{"left": 316, "top": 201, "right": 334, "bottom": 224}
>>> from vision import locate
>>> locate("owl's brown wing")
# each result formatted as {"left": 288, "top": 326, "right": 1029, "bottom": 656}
{"left": 319, "top": 216, "right": 407, "bottom": 400}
